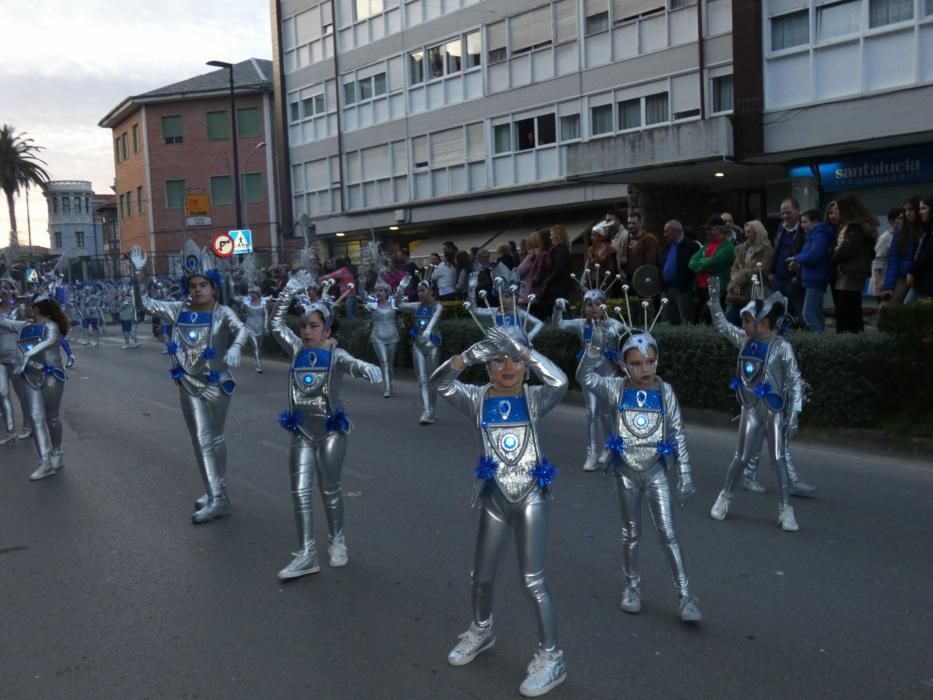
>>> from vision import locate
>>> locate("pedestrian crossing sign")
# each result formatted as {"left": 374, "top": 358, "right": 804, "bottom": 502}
{"left": 229, "top": 229, "right": 253, "bottom": 255}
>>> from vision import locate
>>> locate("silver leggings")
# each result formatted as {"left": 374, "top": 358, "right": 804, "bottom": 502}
{"left": 247, "top": 331, "right": 263, "bottom": 370}
{"left": 371, "top": 339, "right": 397, "bottom": 393}
{"left": 723, "top": 406, "right": 790, "bottom": 506}
{"left": 3, "top": 362, "right": 29, "bottom": 430}
{"left": 179, "top": 389, "right": 231, "bottom": 499}
{"left": 25, "top": 378, "right": 65, "bottom": 462}
{"left": 744, "top": 441, "right": 804, "bottom": 483}
{"left": 584, "top": 387, "right": 614, "bottom": 458}
{"left": 472, "top": 487, "right": 557, "bottom": 651}
{"left": 616, "top": 467, "right": 689, "bottom": 597}
{"left": 289, "top": 432, "right": 347, "bottom": 551}
{"left": 0, "top": 363, "right": 13, "bottom": 432}
{"left": 412, "top": 342, "right": 438, "bottom": 415}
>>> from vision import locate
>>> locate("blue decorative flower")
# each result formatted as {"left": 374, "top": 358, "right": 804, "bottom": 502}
{"left": 729, "top": 376, "right": 742, "bottom": 391}
{"left": 754, "top": 382, "right": 772, "bottom": 397}
{"left": 408, "top": 328, "right": 419, "bottom": 337}
{"left": 325, "top": 409, "right": 351, "bottom": 433}
{"left": 656, "top": 440, "right": 676, "bottom": 456}
{"left": 475, "top": 455, "right": 498, "bottom": 481}
{"left": 278, "top": 409, "right": 304, "bottom": 433}
{"left": 43, "top": 364, "right": 55, "bottom": 375}
{"left": 165, "top": 342, "right": 179, "bottom": 354}
{"left": 208, "top": 370, "right": 221, "bottom": 384}
{"left": 170, "top": 366, "right": 184, "bottom": 381}
{"left": 202, "top": 347, "right": 216, "bottom": 360}
{"left": 605, "top": 434, "right": 626, "bottom": 454}
{"left": 530, "top": 458, "right": 557, "bottom": 489}
{"left": 206, "top": 269, "right": 223, "bottom": 289}
{"left": 604, "top": 349, "right": 619, "bottom": 363}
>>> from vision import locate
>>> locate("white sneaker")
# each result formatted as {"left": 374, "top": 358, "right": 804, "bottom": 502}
{"left": 419, "top": 412, "right": 435, "bottom": 425}
{"left": 50, "top": 450, "right": 64, "bottom": 472}
{"left": 0, "top": 432, "right": 16, "bottom": 446}
{"left": 328, "top": 535, "right": 349, "bottom": 567}
{"left": 742, "top": 475, "right": 767, "bottom": 494}
{"left": 519, "top": 648, "right": 567, "bottom": 697}
{"left": 17, "top": 426, "right": 33, "bottom": 440}
{"left": 582, "top": 452, "right": 599, "bottom": 472}
{"left": 448, "top": 622, "right": 495, "bottom": 666}
{"left": 277, "top": 549, "right": 321, "bottom": 580}
{"left": 29, "top": 461, "right": 56, "bottom": 481}
{"left": 710, "top": 491, "right": 731, "bottom": 520}
{"left": 597, "top": 448, "right": 610, "bottom": 465}
{"left": 778, "top": 505, "right": 799, "bottom": 532}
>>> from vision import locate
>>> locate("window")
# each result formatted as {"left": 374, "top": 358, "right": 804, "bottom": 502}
{"left": 771, "top": 9, "right": 809, "bottom": 49}
{"left": 302, "top": 94, "right": 325, "bottom": 118}
{"left": 560, "top": 114, "right": 581, "bottom": 140}
{"left": 62, "top": 197, "right": 71, "bottom": 214}
{"left": 585, "top": 0, "right": 610, "bottom": 34}
{"left": 75, "top": 231, "right": 85, "bottom": 248}
{"left": 373, "top": 73, "right": 387, "bottom": 96}
{"left": 445, "top": 38, "right": 463, "bottom": 73}
{"left": 614, "top": 0, "right": 666, "bottom": 21}
{"left": 487, "top": 21, "right": 508, "bottom": 64}
{"left": 125, "top": 191, "right": 132, "bottom": 217}
{"left": 431, "top": 128, "right": 465, "bottom": 168}
{"left": 818, "top": 0, "right": 860, "bottom": 39}
{"left": 428, "top": 45, "right": 445, "bottom": 78}
{"left": 53, "top": 232, "right": 62, "bottom": 248}
{"left": 165, "top": 179, "right": 186, "bottom": 209}
{"left": 493, "top": 124, "right": 512, "bottom": 153}
{"left": 465, "top": 31, "right": 481, "bottom": 68}
{"left": 670, "top": 0, "right": 692, "bottom": 8}
{"left": 619, "top": 98, "right": 642, "bottom": 129}
{"left": 869, "top": 0, "right": 912, "bottom": 26}
{"left": 555, "top": 0, "right": 578, "bottom": 43}
{"left": 237, "top": 107, "right": 260, "bottom": 138}
{"left": 120, "top": 132, "right": 128, "bottom": 161}
{"left": 161, "top": 115, "right": 183, "bottom": 144}
{"left": 412, "top": 135, "right": 429, "bottom": 167}
{"left": 118, "top": 194, "right": 125, "bottom": 219}
{"left": 514, "top": 118, "right": 536, "bottom": 150}
{"left": 712, "top": 75, "right": 734, "bottom": 112}
{"left": 354, "top": 0, "right": 383, "bottom": 21}
{"left": 537, "top": 114, "right": 557, "bottom": 145}
{"left": 645, "top": 92, "right": 669, "bottom": 124}
{"left": 591, "top": 104, "right": 614, "bottom": 134}
{"left": 927, "top": 0, "right": 933, "bottom": 15}
{"left": 409, "top": 50, "right": 425, "bottom": 83}
{"left": 132, "top": 124, "right": 140, "bottom": 152}
{"left": 74, "top": 196, "right": 81, "bottom": 212}
{"left": 243, "top": 173, "right": 264, "bottom": 203}
{"left": 466, "top": 123, "right": 485, "bottom": 161}
{"left": 511, "top": 6, "right": 552, "bottom": 54}
{"left": 211, "top": 176, "right": 233, "bottom": 205}
{"left": 137, "top": 186, "right": 144, "bottom": 214}
{"left": 52, "top": 197, "right": 59, "bottom": 214}
{"left": 344, "top": 81, "right": 356, "bottom": 104}
{"left": 206, "top": 110, "right": 229, "bottom": 140}
{"left": 85, "top": 196, "right": 90, "bottom": 213}
{"left": 114, "top": 139, "right": 120, "bottom": 164}
{"left": 290, "top": 100, "right": 301, "bottom": 122}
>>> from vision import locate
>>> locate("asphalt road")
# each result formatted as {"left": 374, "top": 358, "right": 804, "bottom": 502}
{"left": 1, "top": 331, "right": 932, "bottom": 699}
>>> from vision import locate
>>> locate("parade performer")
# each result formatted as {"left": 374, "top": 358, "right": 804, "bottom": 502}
{"left": 0, "top": 275, "right": 26, "bottom": 445}
{"left": 130, "top": 244, "right": 249, "bottom": 523}
{"left": 396, "top": 275, "right": 443, "bottom": 424}
{"left": 80, "top": 285, "right": 103, "bottom": 347}
{"left": 236, "top": 286, "right": 269, "bottom": 373}
{"left": 551, "top": 265, "right": 626, "bottom": 471}
{"left": 363, "top": 280, "right": 401, "bottom": 398}
{"left": 0, "top": 293, "right": 70, "bottom": 480}
{"left": 577, "top": 299, "right": 702, "bottom": 622}
{"left": 707, "top": 276, "right": 804, "bottom": 532}
{"left": 432, "top": 325, "right": 568, "bottom": 698}
{"left": 468, "top": 273, "right": 544, "bottom": 344}
{"left": 117, "top": 283, "right": 140, "bottom": 349}
{"left": 272, "top": 270, "right": 382, "bottom": 580}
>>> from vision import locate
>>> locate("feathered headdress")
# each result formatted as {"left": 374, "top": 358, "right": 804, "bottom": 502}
{"left": 608, "top": 283, "right": 669, "bottom": 360}
{"left": 178, "top": 240, "right": 223, "bottom": 293}
{"left": 571, "top": 260, "right": 620, "bottom": 306}
{"left": 463, "top": 273, "right": 536, "bottom": 345}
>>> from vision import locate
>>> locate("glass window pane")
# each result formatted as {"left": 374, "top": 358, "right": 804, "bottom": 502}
{"left": 514, "top": 118, "right": 535, "bottom": 150}
{"left": 290, "top": 101, "right": 301, "bottom": 122}
{"left": 237, "top": 107, "right": 260, "bottom": 138}
{"left": 314, "top": 94, "right": 326, "bottom": 113}
{"left": 869, "top": 0, "right": 913, "bottom": 26}
{"left": 818, "top": 0, "right": 860, "bottom": 39}
{"left": 302, "top": 97, "right": 314, "bottom": 117}
{"left": 645, "top": 92, "right": 669, "bottom": 124}
{"left": 536, "top": 114, "right": 557, "bottom": 145}
{"left": 409, "top": 50, "right": 425, "bottom": 83}
{"left": 392, "top": 140, "right": 408, "bottom": 175}
{"left": 166, "top": 179, "right": 186, "bottom": 209}
{"left": 619, "top": 98, "right": 642, "bottom": 129}
{"left": 466, "top": 122, "right": 485, "bottom": 161}
{"left": 162, "top": 115, "right": 183, "bottom": 144}
{"left": 373, "top": 72, "right": 387, "bottom": 95}
{"left": 210, "top": 176, "right": 232, "bottom": 205}
{"left": 591, "top": 104, "right": 613, "bottom": 134}
{"left": 243, "top": 173, "right": 264, "bottom": 203}
{"left": 512, "top": 6, "right": 552, "bottom": 54}
{"left": 771, "top": 9, "right": 809, "bottom": 49}
{"left": 360, "top": 77, "right": 374, "bottom": 100}
{"left": 428, "top": 45, "right": 444, "bottom": 78}
{"left": 712, "top": 75, "right": 734, "bottom": 112}
{"left": 487, "top": 21, "right": 507, "bottom": 63}
{"left": 560, "top": 114, "right": 581, "bottom": 140}
{"left": 585, "top": 0, "right": 610, "bottom": 33}
{"left": 445, "top": 39, "right": 462, "bottom": 74}
{"left": 431, "top": 127, "right": 465, "bottom": 168}
{"left": 465, "top": 31, "right": 481, "bottom": 67}
{"left": 493, "top": 124, "right": 512, "bottom": 153}
{"left": 412, "top": 135, "right": 429, "bottom": 167}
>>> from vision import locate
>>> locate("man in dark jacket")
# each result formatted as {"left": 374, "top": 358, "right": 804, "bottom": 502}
{"left": 659, "top": 219, "right": 701, "bottom": 324}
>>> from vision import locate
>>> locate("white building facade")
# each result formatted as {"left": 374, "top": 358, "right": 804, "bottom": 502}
{"left": 45, "top": 181, "right": 105, "bottom": 256}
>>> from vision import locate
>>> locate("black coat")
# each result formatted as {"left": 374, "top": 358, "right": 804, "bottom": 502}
{"left": 910, "top": 232, "right": 933, "bottom": 298}
{"left": 659, "top": 237, "right": 701, "bottom": 291}
{"left": 538, "top": 244, "right": 572, "bottom": 305}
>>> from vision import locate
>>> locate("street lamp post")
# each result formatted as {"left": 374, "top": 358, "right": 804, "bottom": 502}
{"left": 241, "top": 141, "right": 266, "bottom": 232}
{"left": 206, "top": 60, "right": 243, "bottom": 231}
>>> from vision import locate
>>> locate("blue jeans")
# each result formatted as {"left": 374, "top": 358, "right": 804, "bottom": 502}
{"left": 802, "top": 286, "right": 825, "bottom": 332}
{"left": 344, "top": 296, "right": 357, "bottom": 319}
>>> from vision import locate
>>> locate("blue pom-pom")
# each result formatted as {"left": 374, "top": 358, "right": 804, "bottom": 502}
{"left": 170, "top": 366, "right": 184, "bottom": 381}
{"left": 605, "top": 434, "right": 626, "bottom": 454}
{"left": 278, "top": 409, "right": 304, "bottom": 433}
{"left": 604, "top": 349, "right": 619, "bottom": 363}
{"left": 530, "top": 458, "right": 557, "bottom": 489}
{"left": 656, "top": 440, "right": 676, "bottom": 456}
{"left": 208, "top": 371, "right": 221, "bottom": 384}
{"left": 165, "top": 342, "right": 179, "bottom": 354}
{"left": 754, "top": 382, "right": 771, "bottom": 397}
{"left": 206, "top": 270, "right": 223, "bottom": 289}
{"left": 729, "top": 376, "right": 742, "bottom": 391}
{"left": 475, "top": 455, "right": 498, "bottom": 481}
{"left": 325, "top": 409, "right": 350, "bottom": 433}
{"left": 408, "top": 328, "right": 419, "bottom": 337}
{"left": 202, "top": 347, "right": 216, "bottom": 360}
{"left": 43, "top": 364, "right": 55, "bottom": 375}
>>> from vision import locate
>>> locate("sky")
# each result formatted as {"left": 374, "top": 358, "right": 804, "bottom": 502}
{"left": 0, "top": 0, "right": 273, "bottom": 249}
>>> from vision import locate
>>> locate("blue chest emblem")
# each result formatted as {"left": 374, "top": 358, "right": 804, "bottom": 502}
{"left": 482, "top": 396, "right": 530, "bottom": 426}
{"left": 495, "top": 313, "right": 516, "bottom": 328}
{"left": 619, "top": 388, "right": 664, "bottom": 437}
{"left": 293, "top": 348, "right": 330, "bottom": 391}
{"left": 19, "top": 324, "right": 45, "bottom": 352}
{"left": 584, "top": 325, "right": 593, "bottom": 343}
{"left": 739, "top": 340, "right": 770, "bottom": 381}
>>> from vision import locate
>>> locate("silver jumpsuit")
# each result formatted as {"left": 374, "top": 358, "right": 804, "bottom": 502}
{"left": 552, "top": 306, "right": 626, "bottom": 470}
{"left": 577, "top": 352, "right": 700, "bottom": 619}
{"left": 140, "top": 286, "right": 249, "bottom": 523}
{"left": 271, "top": 290, "right": 381, "bottom": 577}
{"left": 0, "top": 304, "right": 27, "bottom": 441}
{"left": 118, "top": 290, "right": 139, "bottom": 348}
{"left": 709, "top": 301, "right": 805, "bottom": 530}
{"left": 397, "top": 298, "right": 443, "bottom": 423}
{"left": 432, "top": 349, "right": 567, "bottom": 659}
{"left": 0, "top": 317, "right": 67, "bottom": 479}
{"left": 364, "top": 298, "right": 400, "bottom": 397}
{"left": 236, "top": 295, "right": 269, "bottom": 372}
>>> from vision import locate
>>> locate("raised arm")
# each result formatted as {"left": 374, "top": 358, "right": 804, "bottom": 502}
{"left": 129, "top": 246, "right": 183, "bottom": 322}
{"left": 423, "top": 302, "right": 443, "bottom": 335}
{"left": 270, "top": 273, "right": 310, "bottom": 357}
{"left": 0, "top": 317, "right": 27, "bottom": 333}
{"left": 431, "top": 350, "right": 490, "bottom": 419}
{"left": 527, "top": 348, "right": 568, "bottom": 418}
{"left": 706, "top": 277, "right": 746, "bottom": 348}
{"left": 575, "top": 346, "right": 620, "bottom": 405}
{"left": 334, "top": 347, "right": 382, "bottom": 384}
{"left": 523, "top": 309, "right": 545, "bottom": 342}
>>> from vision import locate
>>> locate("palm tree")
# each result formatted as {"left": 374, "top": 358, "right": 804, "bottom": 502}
{"left": 0, "top": 124, "right": 51, "bottom": 253}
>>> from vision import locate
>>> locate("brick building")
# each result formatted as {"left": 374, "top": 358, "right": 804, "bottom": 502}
{"left": 99, "top": 59, "right": 287, "bottom": 275}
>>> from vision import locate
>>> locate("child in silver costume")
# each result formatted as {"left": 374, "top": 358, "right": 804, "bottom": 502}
{"left": 363, "top": 281, "right": 400, "bottom": 398}
{"left": 0, "top": 277, "right": 25, "bottom": 444}
{"left": 130, "top": 245, "right": 249, "bottom": 524}
{"left": 396, "top": 280, "right": 443, "bottom": 424}
{"left": 577, "top": 318, "right": 702, "bottom": 623}
{"left": 235, "top": 287, "right": 270, "bottom": 373}
{"left": 271, "top": 271, "right": 382, "bottom": 580}
{"left": 432, "top": 327, "right": 568, "bottom": 698}
{"left": 707, "top": 277, "right": 805, "bottom": 532}
{"left": 469, "top": 274, "right": 545, "bottom": 344}
{"left": 117, "top": 285, "right": 140, "bottom": 349}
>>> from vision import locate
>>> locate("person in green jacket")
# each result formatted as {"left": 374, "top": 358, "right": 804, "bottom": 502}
{"left": 689, "top": 216, "right": 736, "bottom": 324}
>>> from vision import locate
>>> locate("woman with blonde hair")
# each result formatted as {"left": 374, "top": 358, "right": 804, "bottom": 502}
{"left": 724, "top": 220, "right": 773, "bottom": 325}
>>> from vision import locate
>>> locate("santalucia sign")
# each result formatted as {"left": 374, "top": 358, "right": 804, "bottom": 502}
{"left": 817, "top": 146, "right": 933, "bottom": 192}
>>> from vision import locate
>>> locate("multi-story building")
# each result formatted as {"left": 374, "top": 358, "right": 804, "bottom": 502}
{"left": 99, "top": 59, "right": 286, "bottom": 275}
{"left": 45, "top": 181, "right": 105, "bottom": 256}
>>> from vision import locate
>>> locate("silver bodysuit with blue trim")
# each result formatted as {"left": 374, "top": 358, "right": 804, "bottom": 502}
{"left": 398, "top": 299, "right": 442, "bottom": 421}
{"left": 365, "top": 300, "right": 400, "bottom": 396}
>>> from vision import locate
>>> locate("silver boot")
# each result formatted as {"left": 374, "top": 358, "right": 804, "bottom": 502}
{"left": 582, "top": 449, "right": 599, "bottom": 472}
{"left": 679, "top": 595, "right": 703, "bottom": 623}
{"left": 778, "top": 505, "right": 799, "bottom": 532}
{"left": 447, "top": 621, "right": 495, "bottom": 666}
{"left": 277, "top": 547, "right": 321, "bottom": 580}
{"left": 29, "top": 460, "right": 56, "bottom": 481}
{"left": 710, "top": 491, "right": 731, "bottom": 520}
{"left": 620, "top": 585, "right": 641, "bottom": 614}
{"left": 328, "top": 533, "right": 349, "bottom": 567}
{"left": 519, "top": 648, "right": 567, "bottom": 698}
{"left": 192, "top": 494, "right": 231, "bottom": 524}
{"left": 50, "top": 450, "right": 64, "bottom": 472}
